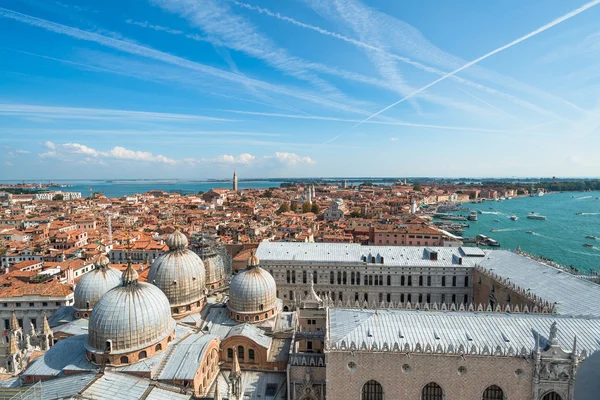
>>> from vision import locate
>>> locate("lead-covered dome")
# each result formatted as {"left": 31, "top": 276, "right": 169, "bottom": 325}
{"left": 148, "top": 230, "right": 206, "bottom": 315}
{"left": 86, "top": 263, "right": 175, "bottom": 360}
{"left": 74, "top": 254, "right": 121, "bottom": 317}
{"left": 228, "top": 252, "right": 277, "bottom": 321}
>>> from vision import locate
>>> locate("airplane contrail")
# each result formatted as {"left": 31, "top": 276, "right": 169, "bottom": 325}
{"left": 323, "top": 0, "right": 600, "bottom": 144}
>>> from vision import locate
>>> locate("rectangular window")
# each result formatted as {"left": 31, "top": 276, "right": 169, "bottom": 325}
{"left": 29, "top": 302, "right": 34, "bottom": 307}
{"left": 307, "top": 341, "right": 313, "bottom": 350}
{"left": 408, "top": 276, "right": 412, "bottom": 286}
{"left": 464, "top": 276, "right": 469, "bottom": 287}
{"left": 56, "top": 302, "right": 61, "bottom": 306}
{"left": 3, "top": 319, "right": 9, "bottom": 330}
{"left": 441, "top": 276, "right": 446, "bottom": 287}
{"left": 15, "top": 303, "right": 21, "bottom": 307}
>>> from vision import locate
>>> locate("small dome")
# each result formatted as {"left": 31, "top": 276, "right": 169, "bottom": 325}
{"left": 149, "top": 230, "right": 206, "bottom": 309}
{"left": 228, "top": 256, "right": 277, "bottom": 314}
{"left": 87, "top": 264, "right": 175, "bottom": 355}
{"left": 166, "top": 230, "right": 188, "bottom": 250}
{"left": 205, "top": 257, "right": 224, "bottom": 286}
{"left": 74, "top": 257, "right": 122, "bottom": 312}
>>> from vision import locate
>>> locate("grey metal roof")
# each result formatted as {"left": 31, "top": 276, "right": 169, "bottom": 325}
{"left": 226, "top": 323, "right": 272, "bottom": 349}
{"left": 81, "top": 371, "right": 150, "bottom": 400}
{"left": 53, "top": 317, "right": 89, "bottom": 337}
{"left": 0, "top": 377, "right": 21, "bottom": 388}
{"left": 328, "top": 308, "right": 600, "bottom": 356}
{"left": 202, "top": 305, "right": 238, "bottom": 339}
{"left": 256, "top": 242, "right": 483, "bottom": 267}
{"left": 22, "top": 334, "right": 97, "bottom": 377}
{"left": 117, "top": 324, "right": 193, "bottom": 375}
{"left": 36, "top": 373, "right": 97, "bottom": 400}
{"left": 48, "top": 305, "right": 76, "bottom": 327}
{"left": 479, "top": 251, "right": 600, "bottom": 318}
{"left": 145, "top": 386, "right": 191, "bottom": 400}
{"left": 459, "top": 246, "right": 486, "bottom": 257}
{"left": 158, "top": 333, "right": 218, "bottom": 380}
{"left": 213, "top": 371, "right": 286, "bottom": 400}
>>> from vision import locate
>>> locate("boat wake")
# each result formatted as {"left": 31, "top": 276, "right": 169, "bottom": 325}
{"left": 578, "top": 213, "right": 600, "bottom": 216}
{"left": 480, "top": 211, "right": 503, "bottom": 215}
{"left": 494, "top": 228, "right": 520, "bottom": 232}
{"left": 575, "top": 196, "right": 592, "bottom": 200}
{"left": 564, "top": 249, "right": 600, "bottom": 257}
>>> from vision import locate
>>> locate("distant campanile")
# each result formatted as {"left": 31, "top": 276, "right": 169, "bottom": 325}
{"left": 233, "top": 170, "right": 238, "bottom": 191}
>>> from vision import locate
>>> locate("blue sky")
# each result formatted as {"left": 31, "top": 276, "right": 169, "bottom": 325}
{"left": 1, "top": 0, "right": 600, "bottom": 179}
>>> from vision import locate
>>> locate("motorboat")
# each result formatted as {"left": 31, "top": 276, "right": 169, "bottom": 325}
{"left": 510, "top": 215, "right": 518, "bottom": 221}
{"left": 477, "top": 210, "right": 483, "bottom": 214}
{"left": 490, "top": 229, "right": 499, "bottom": 233}
{"left": 584, "top": 243, "right": 594, "bottom": 248}
{"left": 527, "top": 213, "right": 547, "bottom": 220}
{"left": 493, "top": 219, "right": 500, "bottom": 222}
{"left": 576, "top": 212, "right": 584, "bottom": 215}
{"left": 585, "top": 235, "right": 597, "bottom": 240}
{"left": 526, "top": 231, "right": 535, "bottom": 235}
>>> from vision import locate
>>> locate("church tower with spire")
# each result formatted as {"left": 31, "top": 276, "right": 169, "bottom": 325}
{"left": 233, "top": 170, "right": 238, "bottom": 191}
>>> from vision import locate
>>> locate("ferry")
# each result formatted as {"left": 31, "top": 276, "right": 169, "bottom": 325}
{"left": 584, "top": 244, "right": 594, "bottom": 248}
{"left": 527, "top": 212, "right": 547, "bottom": 220}
{"left": 509, "top": 215, "right": 518, "bottom": 221}
{"left": 467, "top": 211, "right": 478, "bottom": 221}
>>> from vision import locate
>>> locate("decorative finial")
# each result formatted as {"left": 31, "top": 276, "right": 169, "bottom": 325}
{"left": 166, "top": 229, "right": 188, "bottom": 251}
{"left": 42, "top": 312, "right": 52, "bottom": 336}
{"left": 247, "top": 249, "right": 260, "bottom": 268}
{"left": 122, "top": 259, "right": 139, "bottom": 286}
{"left": 230, "top": 348, "right": 242, "bottom": 379}
{"left": 10, "top": 310, "right": 19, "bottom": 331}
{"left": 549, "top": 321, "right": 558, "bottom": 346}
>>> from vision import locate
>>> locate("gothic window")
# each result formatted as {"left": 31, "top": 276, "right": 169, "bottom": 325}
{"left": 369, "top": 275, "right": 373, "bottom": 286}
{"left": 338, "top": 271, "right": 342, "bottom": 285}
{"left": 452, "top": 276, "right": 457, "bottom": 287}
{"left": 249, "top": 349, "right": 255, "bottom": 362}
{"left": 465, "top": 276, "right": 469, "bottom": 287}
{"left": 427, "top": 294, "right": 431, "bottom": 303}
{"left": 120, "top": 356, "right": 129, "bottom": 364}
{"left": 362, "top": 380, "right": 383, "bottom": 400}
{"left": 356, "top": 272, "right": 360, "bottom": 285}
{"left": 427, "top": 275, "right": 432, "bottom": 286}
{"left": 407, "top": 294, "right": 412, "bottom": 303}
{"left": 464, "top": 294, "right": 468, "bottom": 304}
{"left": 418, "top": 294, "right": 423, "bottom": 303}
{"left": 441, "top": 294, "right": 446, "bottom": 303}
{"left": 400, "top": 294, "right": 405, "bottom": 303}
{"left": 422, "top": 382, "right": 443, "bottom": 400}
{"left": 441, "top": 276, "right": 446, "bottom": 286}
{"left": 292, "top": 272, "right": 296, "bottom": 284}
{"left": 419, "top": 275, "right": 423, "bottom": 286}
{"left": 541, "top": 393, "right": 562, "bottom": 400}
{"left": 139, "top": 350, "right": 147, "bottom": 359}
{"left": 386, "top": 293, "right": 391, "bottom": 302}
{"left": 482, "top": 385, "right": 504, "bottom": 400}
{"left": 255, "top": 316, "right": 259, "bottom": 321}
{"left": 343, "top": 272, "right": 347, "bottom": 284}
{"left": 238, "top": 346, "right": 245, "bottom": 361}
{"left": 287, "top": 270, "right": 291, "bottom": 283}
{"left": 371, "top": 257, "right": 376, "bottom": 263}
{"left": 303, "top": 270, "right": 307, "bottom": 284}
{"left": 313, "top": 272, "right": 318, "bottom": 284}
{"left": 401, "top": 275, "right": 406, "bottom": 286}
{"left": 364, "top": 293, "right": 368, "bottom": 302}
{"left": 387, "top": 275, "right": 391, "bottom": 286}
{"left": 330, "top": 271, "right": 334, "bottom": 284}
{"left": 408, "top": 276, "right": 412, "bottom": 286}
{"left": 351, "top": 272, "right": 355, "bottom": 285}
{"left": 155, "top": 343, "right": 162, "bottom": 352}
{"left": 355, "top": 293, "right": 359, "bottom": 301}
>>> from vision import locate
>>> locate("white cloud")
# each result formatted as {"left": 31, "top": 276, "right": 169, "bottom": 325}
{"left": 212, "top": 153, "right": 256, "bottom": 164}
{"left": 4, "top": 161, "right": 13, "bottom": 166}
{"left": 390, "top": 137, "right": 398, "bottom": 141}
{"left": 15, "top": 149, "right": 30, "bottom": 154}
{"left": 39, "top": 142, "right": 175, "bottom": 164}
{"left": 271, "top": 152, "right": 315, "bottom": 166}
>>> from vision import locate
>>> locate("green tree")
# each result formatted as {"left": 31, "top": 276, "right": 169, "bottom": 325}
{"left": 290, "top": 202, "right": 298, "bottom": 212}
{"left": 412, "top": 184, "right": 422, "bottom": 192}
{"left": 350, "top": 211, "right": 362, "bottom": 218}
{"left": 54, "top": 194, "right": 64, "bottom": 201}
{"left": 302, "top": 202, "right": 312, "bottom": 213}
{"left": 197, "top": 190, "right": 205, "bottom": 195}
{"left": 311, "top": 203, "right": 320, "bottom": 214}
{"left": 277, "top": 203, "right": 290, "bottom": 214}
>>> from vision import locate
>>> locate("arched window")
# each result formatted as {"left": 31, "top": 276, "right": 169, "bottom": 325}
{"left": 227, "top": 348, "right": 233, "bottom": 361}
{"left": 407, "top": 276, "right": 412, "bottom": 286}
{"left": 343, "top": 272, "right": 347, "bottom": 284}
{"left": 244, "top": 316, "right": 249, "bottom": 322}
{"left": 236, "top": 315, "right": 240, "bottom": 321}
{"left": 255, "top": 315, "right": 259, "bottom": 321}
{"left": 259, "top": 303, "right": 264, "bottom": 311}
{"left": 120, "top": 356, "right": 129, "bottom": 364}
{"left": 422, "top": 382, "right": 443, "bottom": 400}
{"left": 249, "top": 349, "right": 255, "bottom": 362}
{"left": 314, "top": 273, "right": 318, "bottom": 284}
{"left": 387, "top": 275, "right": 391, "bottom": 286}
{"left": 427, "top": 276, "right": 432, "bottom": 286}
{"left": 541, "top": 392, "right": 562, "bottom": 400}
{"left": 419, "top": 275, "right": 423, "bottom": 286}
{"left": 362, "top": 380, "right": 383, "bottom": 400}
{"left": 330, "top": 271, "right": 334, "bottom": 284}
{"left": 441, "top": 276, "right": 446, "bottom": 286}
{"left": 452, "top": 276, "right": 457, "bottom": 287}
{"left": 91, "top": 354, "right": 96, "bottom": 363}
{"left": 356, "top": 272, "right": 360, "bottom": 285}
{"left": 303, "top": 270, "right": 307, "bottom": 284}
{"left": 482, "top": 385, "right": 504, "bottom": 400}
{"left": 238, "top": 346, "right": 245, "bottom": 361}
{"left": 155, "top": 343, "right": 162, "bottom": 352}
{"left": 139, "top": 350, "right": 147, "bottom": 359}
{"left": 167, "top": 336, "right": 172, "bottom": 343}
{"left": 464, "top": 276, "right": 469, "bottom": 287}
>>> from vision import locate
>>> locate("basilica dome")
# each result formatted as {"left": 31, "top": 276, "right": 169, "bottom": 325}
{"left": 74, "top": 254, "right": 121, "bottom": 318}
{"left": 86, "top": 263, "right": 176, "bottom": 365}
{"left": 228, "top": 251, "right": 278, "bottom": 322}
{"left": 148, "top": 230, "right": 206, "bottom": 317}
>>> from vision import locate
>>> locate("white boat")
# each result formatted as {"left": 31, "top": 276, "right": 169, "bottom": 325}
{"left": 509, "top": 215, "right": 518, "bottom": 221}
{"left": 493, "top": 219, "right": 500, "bottom": 222}
{"left": 527, "top": 215, "right": 547, "bottom": 220}
{"left": 526, "top": 231, "right": 535, "bottom": 235}
{"left": 537, "top": 189, "right": 544, "bottom": 197}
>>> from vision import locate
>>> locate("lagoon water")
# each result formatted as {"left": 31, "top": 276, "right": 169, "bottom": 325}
{"left": 54, "top": 180, "right": 282, "bottom": 198}
{"left": 461, "top": 192, "right": 600, "bottom": 273}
